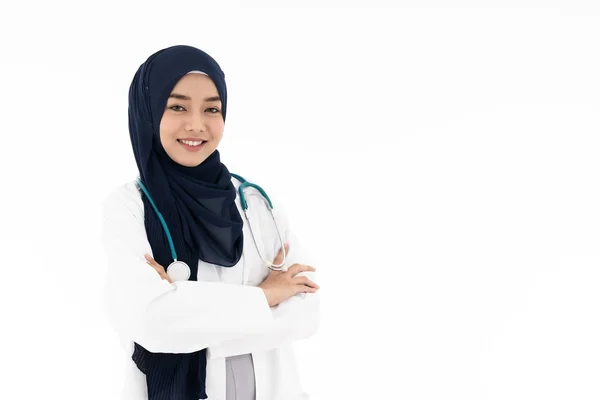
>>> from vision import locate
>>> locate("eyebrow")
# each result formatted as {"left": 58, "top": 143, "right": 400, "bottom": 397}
{"left": 168, "top": 93, "right": 221, "bottom": 102}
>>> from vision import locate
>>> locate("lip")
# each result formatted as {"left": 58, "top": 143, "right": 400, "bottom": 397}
{"left": 179, "top": 137, "right": 208, "bottom": 141}
{"left": 178, "top": 138, "right": 207, "bottom": 152}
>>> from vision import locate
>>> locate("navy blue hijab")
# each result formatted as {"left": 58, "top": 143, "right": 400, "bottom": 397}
{"left": 128, "top": 45, "right": 244, "bottom": 399}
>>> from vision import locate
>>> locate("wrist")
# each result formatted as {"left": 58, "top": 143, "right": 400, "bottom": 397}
{"left": 260, "top": 286, "right": 274, "bottom": 307}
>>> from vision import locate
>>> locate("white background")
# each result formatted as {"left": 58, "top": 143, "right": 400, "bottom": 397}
{"left": 1, "top": 1, "right": 599, "bottom": 399}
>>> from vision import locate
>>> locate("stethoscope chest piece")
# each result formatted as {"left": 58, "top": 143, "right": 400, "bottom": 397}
{"left": 166, "top": 260, "right": 191, "bottom": 282}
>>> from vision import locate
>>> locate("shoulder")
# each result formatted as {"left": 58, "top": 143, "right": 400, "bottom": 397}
{"left": 102, "top": 179, "right": 144, "bottom": 220}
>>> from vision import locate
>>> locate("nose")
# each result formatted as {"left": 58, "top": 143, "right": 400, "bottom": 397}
{"left": 185, "top": 110, "right": 206, "bottom": 132}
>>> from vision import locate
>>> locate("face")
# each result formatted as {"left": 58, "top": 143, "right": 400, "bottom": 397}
{"left": 159, "top": 73, "right": 224, "bottom": 167}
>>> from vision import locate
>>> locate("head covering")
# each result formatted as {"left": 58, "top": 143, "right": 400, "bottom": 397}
{"left": 127, "top": 45, "right": 243, "bottom": 400}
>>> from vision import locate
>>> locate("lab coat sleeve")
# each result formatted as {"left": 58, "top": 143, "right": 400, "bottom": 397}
{"left": 207, "top": 204, "right": 321, "bottom": 359}
{"left": 101, "top": 185, "right": 275, "bottom": 354}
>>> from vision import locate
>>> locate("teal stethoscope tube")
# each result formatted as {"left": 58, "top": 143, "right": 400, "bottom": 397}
{"left": 136, "top": 173, "right": 287, "bottom": 276}
{"left": 230, "top": 173, "right": 273, "bottom": 210}
{"left": 136, "top": 177, "right": 179, "bottom": 262}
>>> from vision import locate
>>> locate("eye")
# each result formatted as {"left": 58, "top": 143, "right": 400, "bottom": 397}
{"left": 206, "top": 107, "right": 221, "bottom": 114}
{"left": 169, "top": 105, "right": 186, "bottom": 112}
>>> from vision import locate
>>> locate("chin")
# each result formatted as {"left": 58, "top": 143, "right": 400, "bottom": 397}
{"left": 180, "top": 159, "right": 204, "bottom": 168}
{"left": 179, "top": 154, "right": 210, "bottom": 167}
{"left": 168, "top": 147, "right": 215, "bottom": 167}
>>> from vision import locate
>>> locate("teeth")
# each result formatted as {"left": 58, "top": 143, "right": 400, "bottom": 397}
{"left": 180, "top": 139, "right": 205, "bottom": 146}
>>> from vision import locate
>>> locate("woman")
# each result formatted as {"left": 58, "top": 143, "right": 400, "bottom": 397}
{"left": 102, "top": 45, "right": 321, "bottom": 400}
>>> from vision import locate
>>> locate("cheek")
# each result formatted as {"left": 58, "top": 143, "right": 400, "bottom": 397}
{"left": 209, "top": 119, "right": 225, "bottom": 138}
{"left": 159, "top": 117, "right": 180, "bottom": 140}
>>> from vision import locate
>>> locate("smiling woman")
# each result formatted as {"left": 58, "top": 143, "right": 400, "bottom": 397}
{"left": 102, "top": 45, "right": 321, "bottom": 400}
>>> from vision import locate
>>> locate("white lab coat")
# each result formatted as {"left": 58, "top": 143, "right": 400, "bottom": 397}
{"left": 101, "top": 177, "right": 320, "bottom": 400}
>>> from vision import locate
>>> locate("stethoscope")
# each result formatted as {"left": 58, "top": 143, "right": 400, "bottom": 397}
{"left": 136, "top": 173, "right": 287, "bottom": 282}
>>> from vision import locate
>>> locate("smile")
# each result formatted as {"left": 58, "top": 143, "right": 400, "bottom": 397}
{"left": 177, "top": 139, "right": 207, "bottom": 152}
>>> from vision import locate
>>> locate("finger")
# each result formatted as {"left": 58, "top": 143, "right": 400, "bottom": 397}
{"left": 272, "top": 243, "right": 290, "bottom": 265}
{"left": 145, "top": 254, "right": 166, "bottom": 270}
{"left": 287, "top": 263, "right": 316, "bottom": 276}
{"left": 151, "top": 265, "right": 171, "bottom": 281}
{"left": 293, "top": 276, "right": 320, "bottom": 289}
{"left": 145, "top": 258, "right": 167, "bottom": 276}
{"left": 295, "top": 285, "right": 318, "bottom": 295}
{"left": 148, "top": 263, "right": 166, "bottom": 277}
{"left": 158, "top": 272, "right": 172, "bottom": 283}
{"left": 145, "top": 257, "right": 161, "bottom": 269}
{"left": 145, "top": 254, "right": 160, "bottom": 267}
{"left": 143, "top": 255, "right": 171, "bottom": 282}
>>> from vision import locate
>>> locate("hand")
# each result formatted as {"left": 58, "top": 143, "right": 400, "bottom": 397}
{"left": 258, "top": 243, "right": 320, "bottom": 307}
{"left": 144, "top": 254, "right": 173, "bottom": 283}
